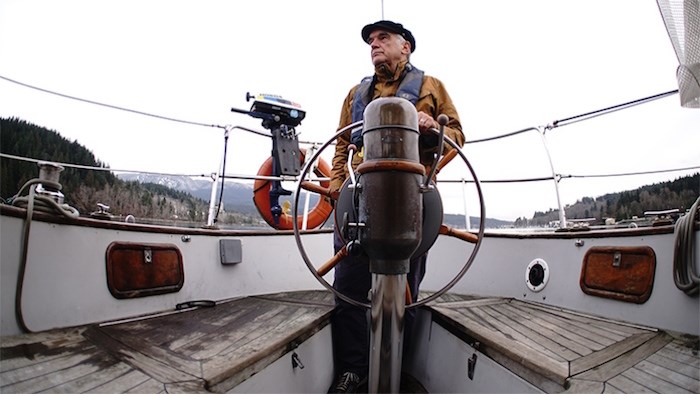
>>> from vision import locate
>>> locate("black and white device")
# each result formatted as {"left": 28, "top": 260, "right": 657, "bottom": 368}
{"left": 231, "top": 92, "right": 306, "bottom": 225}
{"left": 232, "top": 92, "right": 306, "bottom": 128}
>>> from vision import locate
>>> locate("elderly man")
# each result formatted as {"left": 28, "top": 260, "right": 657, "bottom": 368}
{"left": 328, "top": 20, "right": 465, "bottom": 393}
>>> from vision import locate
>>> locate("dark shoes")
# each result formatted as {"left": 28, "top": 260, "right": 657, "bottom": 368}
{"left": 328, "top": 371, "right": 364, "bottom": 393}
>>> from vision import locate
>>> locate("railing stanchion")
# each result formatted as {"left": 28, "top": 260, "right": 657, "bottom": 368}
{"left": 461, "top": 178, "right": 471, "bottom": 231}
{"left": 538, "top": 126, "right": 567, "bottom": 229}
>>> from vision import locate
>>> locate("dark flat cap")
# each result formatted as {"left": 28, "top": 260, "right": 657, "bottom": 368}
{"left": 361, "top": 20, "right": 416, "bottom": 53}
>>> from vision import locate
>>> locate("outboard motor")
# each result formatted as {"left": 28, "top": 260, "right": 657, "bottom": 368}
{"left": 356, "top": 97, "right": 424, "bottom": 393}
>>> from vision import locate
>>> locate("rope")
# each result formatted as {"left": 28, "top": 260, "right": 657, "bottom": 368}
{"left": 8, "top": 179, "right": 80, "bottom": 218}
{"left": 673, "top": 197, "right": 700, "bottom": 296}
{"left": 9, "top": 178, "right": 81, "bottom": 333}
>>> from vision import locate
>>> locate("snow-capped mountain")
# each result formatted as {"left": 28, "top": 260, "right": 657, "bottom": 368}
{"left": 117, "top": 173, "right": 257, "bottom": 213}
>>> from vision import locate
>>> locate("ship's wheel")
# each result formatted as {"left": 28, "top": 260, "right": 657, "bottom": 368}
{"left": 292, "top": 121, "right": 485, "bottom": 309}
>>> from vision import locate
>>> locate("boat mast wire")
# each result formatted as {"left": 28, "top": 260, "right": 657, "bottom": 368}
{"left": 549, "top": 89, "right": 679, "bottom": 128}
{"left": 1, "top": 75, "right": 328, "bottom": 146}
{"left": 467, "top": 89, "right": 679, "bottom": 144}
{"left": 0, "top": 74, "right": 228, "bottom": 130}
{"left": 439, "top": 166, "right": 700, "bottom": 185}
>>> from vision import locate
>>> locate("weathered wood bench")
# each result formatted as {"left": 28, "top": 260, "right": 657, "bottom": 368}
{"left": 427, "top": 293, "right": 700, "bottom": 393}
{"left": 3, "top": 290, "right": 698, "bottom": 393}
{"left": 0, "top": 290, "right": 334, "bottom": 393}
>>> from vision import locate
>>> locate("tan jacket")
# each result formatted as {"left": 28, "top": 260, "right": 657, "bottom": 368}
{"left": 331, "top": 61, "right": 465, "bottom": 193}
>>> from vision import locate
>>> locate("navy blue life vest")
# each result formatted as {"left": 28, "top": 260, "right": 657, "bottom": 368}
{"left": 350, "top": 64, "right": 424, "bottom": 147}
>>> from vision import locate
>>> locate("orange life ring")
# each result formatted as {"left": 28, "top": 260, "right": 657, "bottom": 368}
{"left": 253, "top": 149, "right": 333, "bottom": 230}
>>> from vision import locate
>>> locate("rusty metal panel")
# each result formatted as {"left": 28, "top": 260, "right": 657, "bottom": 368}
{"left": 106, "top": 242, "right": 184, "bottom": 299}
{"left": 580, "top": 246, "right": 656, "bottom": 304}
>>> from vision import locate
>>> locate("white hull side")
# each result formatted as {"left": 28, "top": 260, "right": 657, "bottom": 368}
{"left": 2, "top": 210, "right": 698, "bottom": 338}
{"left": 0, "top": 213, "right": 330, "bottom": 335}
{"left": 422, "top": 231, "right": 700, "bottom": 336}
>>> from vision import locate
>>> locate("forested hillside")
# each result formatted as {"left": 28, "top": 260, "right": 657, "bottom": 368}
{"left": 0, "top": 117, "right": 210, "bottom": 222}
{"left": 2, "top": 117, "right": 698, "bottom": 229}
{"left": 515, "top": 173, "right": 699, "bottom": 227}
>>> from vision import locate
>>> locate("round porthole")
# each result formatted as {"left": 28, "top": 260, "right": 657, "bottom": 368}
{"left": 526, "top": 258, "right": 549, "bottom": 292}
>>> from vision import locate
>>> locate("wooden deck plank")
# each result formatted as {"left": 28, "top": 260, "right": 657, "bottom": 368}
{"left": 94, "top": 325, "right": 203, "bottom": 377}
{"left": 166, "top": 299, "right": 263, "bottom": 351}
{"left": 608, "top": 373, "right": 659, "bottom": 393}
{"left": 425, "top": 292, "right": 477, "bottom": 304}
{"left": 424, "top": 298, "right": 507, "bottom": 309}
{"left": 493, "top": 303, "right": 590, "bottom": 360}
{"left": 82, "top": 326, "right": 202, "bottom": 385}
{"left": 0, "top": 351, "right": 116, "bottom": 393}
{"left": 509, "top": 301, "right": 627, "bottom": 344}
{"left": 253, "top": 290, "right": 334, "bottom": 305}
{"left": 189, "top": 303, "right": 297, "bottom": 360}
{"left": 570, "top": 331, "right": 660, "bottom": 376}
{"left": 0, "top": 346, "right": 101, "bottom": 387}
{"left": 658, "top": 345, "right": 700, "bottom": 368}
{"left": 572, "top": 331, "right": 672, "bottom": 381}
{"left": 214, "top": 304, "right": 314, "bottom": 358}
{"left": 44, "top": 361, "right": 136, "bottom": 393}
{"left": 0, "top": 327, "right": 86, "bottom": 348}
{"left": 123, "top": 377, "right": 167, "bottom": 393}
{"left": 650, "top": 352, "right": 700, "bottom": 379}
{"left": 137, "top": 297, "right": 261, "bottom": 348}
{"left": 89, "top": 370, "right": 163, "bottom": 393}
{"left": 622, "top": 365, "right": 697, "bottom": 394}
{"left": 465, "top": 304, "right": 570, "bottom": 362}
{"left": 666, "top": 336, "right": 700, "bottom": 358}
{"left": 637, "top": 358, "right": 699, "bottom": 390}
{"left": 508, "top": 302, "right": 620, "bottom": 351}
{"left": 0, "top": 337, "right": 96, "bottom": 373}
{"left": 513, "top": 301, "right": 652, "bottom": 336}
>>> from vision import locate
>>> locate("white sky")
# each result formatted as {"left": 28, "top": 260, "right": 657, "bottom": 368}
{"left": 1, "top": 0, "right": 698, "bottom": 221}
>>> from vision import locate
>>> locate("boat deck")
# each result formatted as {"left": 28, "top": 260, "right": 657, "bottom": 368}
{"left": 0, "top": 291, "right": 334, "bottom": 393}
{"left": 428, "top": 293, "right": 700, "bottom": 393}
{"left": 1, "top": 290, "right": 698, "bottom": 393}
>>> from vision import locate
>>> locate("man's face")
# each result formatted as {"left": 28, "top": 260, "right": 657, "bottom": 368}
{"left": 367, "top": 29, "right": 409, "bottom": 68}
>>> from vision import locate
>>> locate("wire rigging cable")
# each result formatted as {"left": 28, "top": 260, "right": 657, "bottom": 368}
{"left": 0, "top": 75, "right": 227, "bottom": 130}
{"left": 550, "top": 90, "right": 679, "bottom": 128}
{"left": 2, "top": 75, "right": 696, "bottom": 185}
{"left": 466, "top": 90, "right": 679, "bottom": 144}
{"left": 2, "top": 74, "right": 681, "bottom": 145}
{"left": 1, "top": 75, "right": 329, "bottom": 146}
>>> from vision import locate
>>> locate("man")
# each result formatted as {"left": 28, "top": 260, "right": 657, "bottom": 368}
{"left": 328, "top": 20, "right": 465, "bottom": 393}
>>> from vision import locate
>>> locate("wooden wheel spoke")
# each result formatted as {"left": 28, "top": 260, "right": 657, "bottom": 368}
{"left": 439, "top": 224, "right": 479, "bottom": 243}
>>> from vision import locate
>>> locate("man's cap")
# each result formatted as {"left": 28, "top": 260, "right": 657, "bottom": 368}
{"left": 361, "top": 20, "right": 416, "bottom": 53}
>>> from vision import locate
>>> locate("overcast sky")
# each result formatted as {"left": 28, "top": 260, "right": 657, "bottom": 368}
{"left": 1, "top": 0, "right": 698, "bottom": 221}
